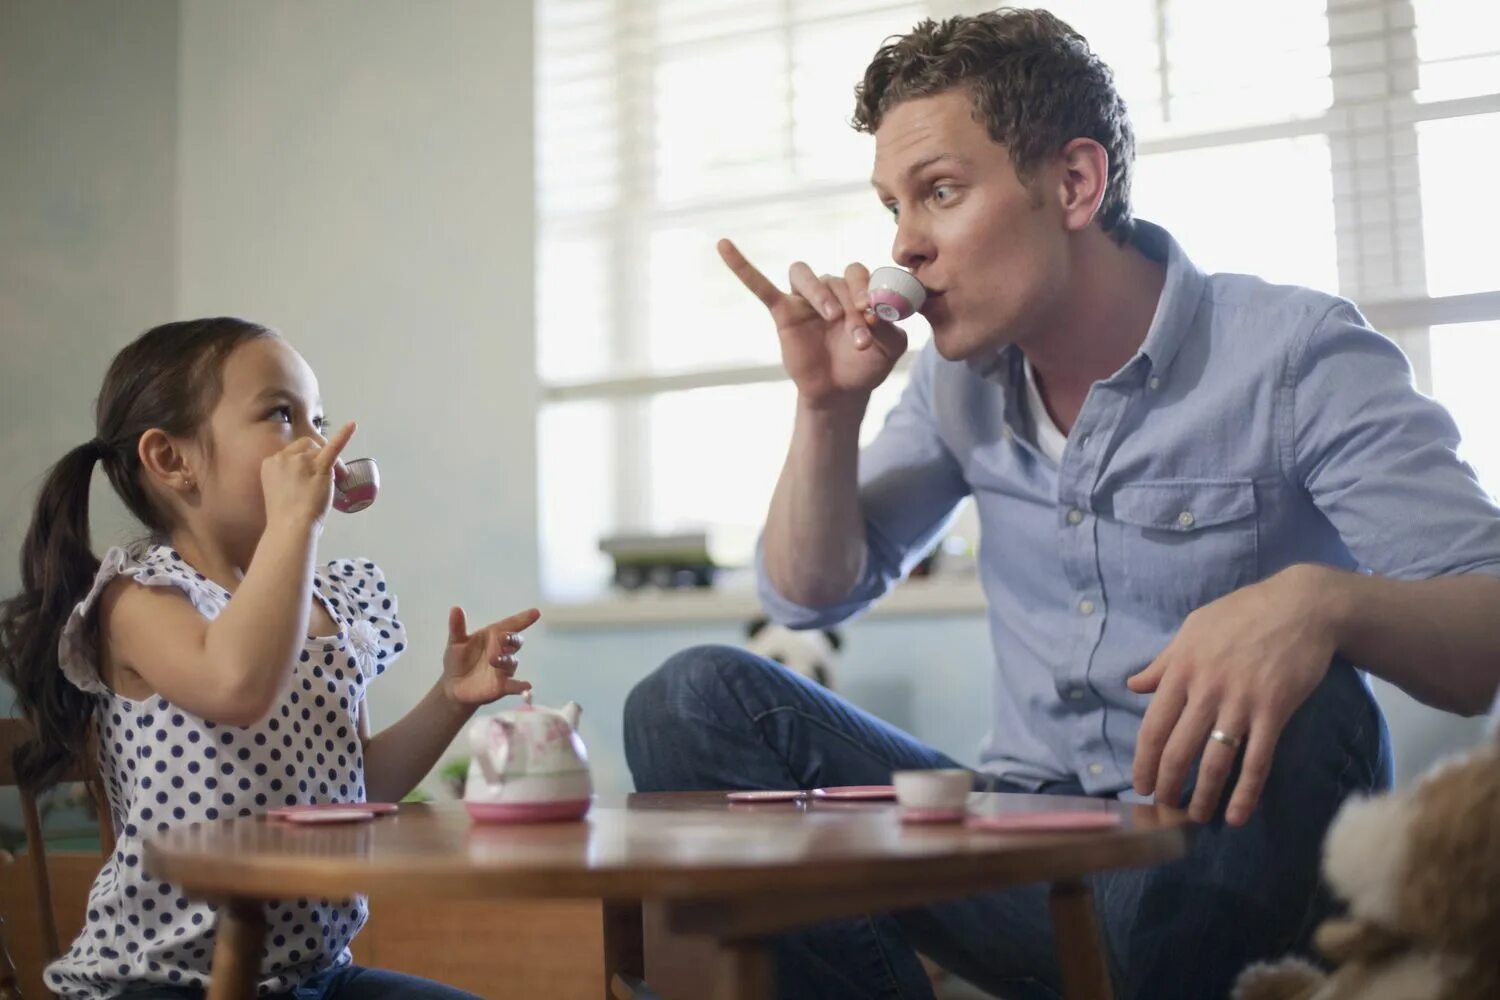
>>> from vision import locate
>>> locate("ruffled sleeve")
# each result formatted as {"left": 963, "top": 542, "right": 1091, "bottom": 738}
{"left": 323, "top": 558, "right": 406, "bottom": 681}
{"left": 57, "top": 544, "right": 228, "bottom": 696}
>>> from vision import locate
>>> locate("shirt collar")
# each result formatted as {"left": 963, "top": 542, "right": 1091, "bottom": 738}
{"left": 963, "top": 219, "right": 1206, "bottom": 383}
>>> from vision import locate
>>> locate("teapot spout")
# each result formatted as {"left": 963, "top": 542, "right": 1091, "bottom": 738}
{"left": 560, "top": 700, "right": 583, "bottom": 730}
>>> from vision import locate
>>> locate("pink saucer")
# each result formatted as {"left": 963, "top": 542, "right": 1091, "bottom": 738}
{"left": 269, "top": 802, "right": 398, "bottom": 821}
{"left": 726, "top": 789, "right": 807, "bottom": 803}
{"left": 965, "top": 810, "right": 1121, "bottom": 833}
{"left": 465, "top": 798, "right": 591, "bottom": 824}
{"left": 900, "top": 807, "right": 966, "bottom": 824}
{"left": 811, "top": 785, "right": 897, "bottom": 801}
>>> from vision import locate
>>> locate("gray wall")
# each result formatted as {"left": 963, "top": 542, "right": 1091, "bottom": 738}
{"left": 0, "top": 0, "right": 179, "bottom": 605}
{"left": 174, "top": 0, "right": 537, "bottom": 742}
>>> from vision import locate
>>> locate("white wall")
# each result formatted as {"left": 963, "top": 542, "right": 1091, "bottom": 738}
{"left": 175, "top": 0, "right": 537, "bottom": 741}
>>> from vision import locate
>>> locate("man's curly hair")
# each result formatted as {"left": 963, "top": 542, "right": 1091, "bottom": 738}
{"left": 853, "top": 8, "right": 1136, "bottom": 243}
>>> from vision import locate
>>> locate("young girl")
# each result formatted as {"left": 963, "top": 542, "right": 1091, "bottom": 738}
{"left": 0, "top": 318, "right": 540, "bottom": 999}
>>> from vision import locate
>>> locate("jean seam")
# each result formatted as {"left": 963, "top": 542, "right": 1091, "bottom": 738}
{"left": 1287, "top": 707, "right": 1367, "bottom": 949}
{"left": 749, "top": 705, "right": 910, "bottom": 778}
{"left": 860, "top": 914, "right": 917, "bottom": 999}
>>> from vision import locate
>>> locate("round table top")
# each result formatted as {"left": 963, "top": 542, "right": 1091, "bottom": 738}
{"left": 143, "top": 791, "right": 1189, "bottom": 903}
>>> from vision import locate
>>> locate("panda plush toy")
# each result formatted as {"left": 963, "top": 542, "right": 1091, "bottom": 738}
{"left": 744, "top": 616, "right": 841, "bottom": 689}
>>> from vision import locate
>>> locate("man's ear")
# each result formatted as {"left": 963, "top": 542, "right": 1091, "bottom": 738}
{"left": 137, "top": 427, "right": 198, "bottom": 495}
{"left": 1055, "top": 137, "right": 1109, "bottom": 234}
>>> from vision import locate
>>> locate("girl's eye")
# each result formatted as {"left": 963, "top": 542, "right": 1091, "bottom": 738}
{"left": 886, "top": 203, "right": 900, "bottom": 221}
{"left": 313, "top": 416, "right": 328, "bottom": 433}
{"left": 270, "top": 405, "right": 293, "bottom": 423}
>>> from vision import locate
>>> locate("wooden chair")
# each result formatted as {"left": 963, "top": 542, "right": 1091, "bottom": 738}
{"left": 1, "top": 718, "right": 114, "bottom": 999}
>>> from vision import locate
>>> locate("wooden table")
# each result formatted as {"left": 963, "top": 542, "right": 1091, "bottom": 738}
{"left": 145, "top": 792, "right": 1188, "bottom": 1000}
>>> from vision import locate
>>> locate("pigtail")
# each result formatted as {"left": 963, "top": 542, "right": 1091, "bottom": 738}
{"left": 1, "top": 442, "right": 107, "bottom": 789}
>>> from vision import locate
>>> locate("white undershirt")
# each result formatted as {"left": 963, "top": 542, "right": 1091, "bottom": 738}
{"left": 1022, "top": 357, "right": 1069, "bottom": 463}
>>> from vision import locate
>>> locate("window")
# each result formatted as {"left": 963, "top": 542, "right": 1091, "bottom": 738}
{"left": 537, "top": 0, "right": 1500, "bottom": 600}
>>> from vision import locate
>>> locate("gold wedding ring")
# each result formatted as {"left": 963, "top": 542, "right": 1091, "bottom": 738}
{"left": 1208, "top": 728, "right": 1244, "bottom": 751}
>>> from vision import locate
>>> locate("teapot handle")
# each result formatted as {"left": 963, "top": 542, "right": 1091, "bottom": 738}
{"left": 469, "top": 717, "right": 512, "bottom": 785}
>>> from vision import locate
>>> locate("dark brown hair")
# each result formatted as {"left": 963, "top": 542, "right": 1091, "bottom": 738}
{"left": 853, "top": 8, "right": 1136, "bottom": 243}
{"left": 1, "top": 318, "right": 273, "bottom": 789}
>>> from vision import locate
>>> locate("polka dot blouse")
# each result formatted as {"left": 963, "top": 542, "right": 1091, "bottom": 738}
{"left": 45, "top": 541, "right": 406, "bottom": 998}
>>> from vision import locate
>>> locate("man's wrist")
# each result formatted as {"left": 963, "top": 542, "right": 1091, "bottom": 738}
{"left": 1292, "top": 562, "right": 1358, "bottom": 651}
{"left": 796, "top": 390, "right": 869, "bottom": 423}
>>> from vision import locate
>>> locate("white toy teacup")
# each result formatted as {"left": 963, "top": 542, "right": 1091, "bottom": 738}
{"left": 463, "top": 696, "right": 592, "bottom": 823}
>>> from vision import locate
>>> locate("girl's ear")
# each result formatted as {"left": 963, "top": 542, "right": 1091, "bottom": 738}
{"left": 137, "top": 428, "right": 198, "bottom": 495}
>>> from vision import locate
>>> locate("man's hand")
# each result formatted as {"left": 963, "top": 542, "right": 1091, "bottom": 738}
{"left": 718, "top": 239, "right": 907, "bottom": 409}
{"left": 1128, "top": 564, "right": 1342, "bottom": 826}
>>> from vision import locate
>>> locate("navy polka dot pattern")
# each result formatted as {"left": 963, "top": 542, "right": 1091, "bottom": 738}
{"left": 46, "top": 542, "right": 406, "bottom": 998}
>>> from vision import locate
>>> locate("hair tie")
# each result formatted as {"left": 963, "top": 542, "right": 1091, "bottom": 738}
{"left": 84, "top": 438, "right": 111, "bottom": 461}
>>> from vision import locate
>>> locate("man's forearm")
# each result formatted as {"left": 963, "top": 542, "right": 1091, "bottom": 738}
{"left": 762, "top": 396, "right": 870, "bottom": 607}
{"left": 1316, "top": 565, "right": 1500, "bottom": 715}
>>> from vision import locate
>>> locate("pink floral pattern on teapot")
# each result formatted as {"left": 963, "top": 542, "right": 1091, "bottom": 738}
{"left": 463, "top": 694, "right": 592, "bottom": 824}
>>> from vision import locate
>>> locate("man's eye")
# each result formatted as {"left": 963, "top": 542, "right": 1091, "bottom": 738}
{"left": 886, "top": 203, "right": 900, "bottom": 221}
{"left": 933, "top": 184, "right": 954, "bottom": 202}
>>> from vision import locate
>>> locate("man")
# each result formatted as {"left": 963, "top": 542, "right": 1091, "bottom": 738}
{"left": 623, "top": 10, "right": 1500, "bottom": 998}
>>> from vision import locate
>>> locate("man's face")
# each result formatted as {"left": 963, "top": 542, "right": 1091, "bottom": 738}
{"left": 872, "top": 88, "right": 1069, "bottom": 361}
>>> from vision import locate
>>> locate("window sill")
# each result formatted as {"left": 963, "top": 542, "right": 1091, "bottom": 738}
{"left": 543, "top": 576, "right": 987, "bottom": 631}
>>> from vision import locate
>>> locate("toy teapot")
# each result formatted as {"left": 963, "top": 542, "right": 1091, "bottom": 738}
{"left": 463, "top": 694, "right": 593, "bottom": 823}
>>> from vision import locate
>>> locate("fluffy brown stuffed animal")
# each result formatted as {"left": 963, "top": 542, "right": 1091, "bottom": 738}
{"left": 1232, "top": 718, "right": 1500, "bottom": 1000}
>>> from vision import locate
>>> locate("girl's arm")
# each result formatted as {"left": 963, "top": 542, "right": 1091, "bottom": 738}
{"left": 100, "top": 519, "right": 318, "bottom": 726}
{"left": 360, "top": 606, "right": 538, "bottom": 803}
{"left": 101, "top": 426, "right": 355, "bottom": 726}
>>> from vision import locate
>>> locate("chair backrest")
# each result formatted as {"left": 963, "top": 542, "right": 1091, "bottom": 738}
{"left": 1, "top": 718, "right": 114, "bottom": 998}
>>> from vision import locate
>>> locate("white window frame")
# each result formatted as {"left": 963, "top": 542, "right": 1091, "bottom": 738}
{"left": 536, "top": 0, "right": 1500, "bottom": 619}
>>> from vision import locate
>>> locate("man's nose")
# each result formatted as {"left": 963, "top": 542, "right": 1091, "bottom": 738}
{"left": 892, "top": 219, "right": 933, "bottom": 270}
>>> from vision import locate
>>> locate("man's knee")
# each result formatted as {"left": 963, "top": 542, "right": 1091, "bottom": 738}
{"left": 624, "top": 643, "right": 769, "bottom": 736}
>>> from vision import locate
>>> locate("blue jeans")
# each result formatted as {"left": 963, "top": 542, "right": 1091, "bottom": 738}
{"left": 114, "top": 963, "right": 480, "bottom": 999}
{"left": 623, "top": 645, "right": 1392, "bottom": 1000}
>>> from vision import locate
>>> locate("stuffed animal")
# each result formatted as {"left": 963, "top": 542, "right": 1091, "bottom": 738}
{"left": 744, "top": 616, "right": 841, "bottom": 689}
{"left": 1231, "top": 714, "right": 1500, "bottom": 1000}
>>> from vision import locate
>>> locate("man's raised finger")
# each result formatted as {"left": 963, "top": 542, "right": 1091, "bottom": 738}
{"left": 718, "top": 239, "right": 785, "bottom": 310}
{"left": 844, "top": 261, "right": 871, "bottom": 312}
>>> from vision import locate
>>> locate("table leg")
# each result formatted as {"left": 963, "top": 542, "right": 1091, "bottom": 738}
{"left": 603, "top": 900, "right": 645, "bottom": 1000}
{"left": 206, "top": 898, "right": 266, "bottom": 1000}
{"left": 1049, "top": 878, "right": 1114, "bottom": 1000}
{"left": 712, "top": 939, "right": 772, "bottom": 1000}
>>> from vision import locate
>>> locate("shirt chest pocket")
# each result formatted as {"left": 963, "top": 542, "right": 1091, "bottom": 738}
{"left": 1109, "top": 478, "right": 1260, "bottom": 626}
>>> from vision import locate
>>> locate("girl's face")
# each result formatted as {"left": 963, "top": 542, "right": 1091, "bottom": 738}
{"left": 191, "top": 336, "right": 329, "bottom": 557}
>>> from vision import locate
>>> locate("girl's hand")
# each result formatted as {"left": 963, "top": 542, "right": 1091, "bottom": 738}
{"left": 441, "top": 605, "right": 541, "bottom": 707}
{"left": 261, "top": 421, "right": 356, "bottom": 528}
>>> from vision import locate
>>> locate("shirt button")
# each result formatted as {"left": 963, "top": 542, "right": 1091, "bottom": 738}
{"left": 1002, "top": 426, "right": 1015, "bottom": 441}
{"left": 1177, "top": 511, "right": 1195, "bottom": 528}
{"left": 1088, "top": 763, "right": 1105, "bottom": 776}
{"left": 1078, "top": 599, "right": 1095, "bottom": 616}
{"left": 1068, "top": 688, "right": 1086, "bottom": 701}
{"left": 1148, "top": 376, "right": 1162, "bottom": 390}
{"left": 1067, "top": 509, "right": 1084, "bottom": 525}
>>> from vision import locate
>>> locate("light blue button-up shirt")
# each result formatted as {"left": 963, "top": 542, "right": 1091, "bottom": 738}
{"left": 759, "top": 220, "right": 1500, "bottom": 794}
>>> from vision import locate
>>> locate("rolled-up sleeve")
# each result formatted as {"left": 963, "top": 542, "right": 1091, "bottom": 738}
{"left": 758, "top": 345, "right": 971, "bottom": 628}
{"left": 1286, "top": 301, "right": 1500, "bottom": 580}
